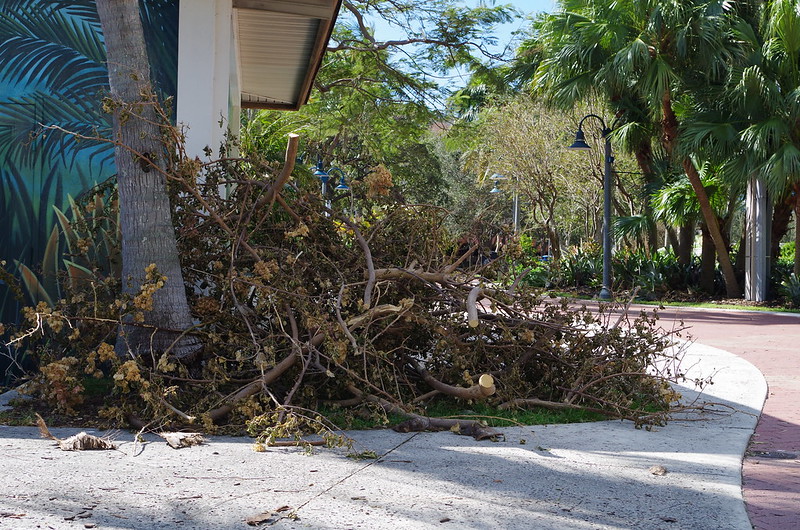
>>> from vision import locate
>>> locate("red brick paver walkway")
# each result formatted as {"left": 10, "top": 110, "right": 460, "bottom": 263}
{"left": 649, "top": 307, "right": 800, "bottom": 530}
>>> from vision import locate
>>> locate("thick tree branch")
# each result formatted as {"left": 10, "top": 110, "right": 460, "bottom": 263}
{"left": 347, "top": 385, "right": 502, "bottom": 441}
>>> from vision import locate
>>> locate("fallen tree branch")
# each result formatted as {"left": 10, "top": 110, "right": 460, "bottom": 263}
{"left": 467, "top": 285, "right": 483, "bottom": 328}
{"left": 498, "top": 398, "right": 639, "bottom": 422}
{"left": 506, "top": 267, "right": 532, "bottom": 296}
{"left": 338, "top": 215, "right": 376, "bottom": 307}
{"left": 372, "top": 268, "right": 453, "bottom": 284}
{"left": 345, "top": 298, "right": 414, "bottom": 330}
{"left": 265, "top": 133, "right": 300, "bottom": 210}
{"left": 262, "top": 439, "right": 327, "bottom": 448}
{"left": 206, "top": 348, "right": 303, "bottom": 422}
{"left": 444, "top": 241, "right": 481, "bottom": 273}
{"left": 411, "top": 360, "right": 496, "bottom": 400}
{"left": 347, "top": 385, "right": 502, "bottom": 441}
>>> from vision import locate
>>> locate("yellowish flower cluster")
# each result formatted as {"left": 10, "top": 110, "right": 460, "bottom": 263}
{"left": 254, "top": 259, "right": 279, "bottom": 281}
{"left": 113, "top": 360, "right": 150, "bottom": 393}
{"left": 132, "top": 264, "right": 167, "bottom": 312}
{"left": 365, "top": 165, "right": 393, "bottom": 198}
{"left": 84, "top": 342, "right": 117, "bottom": 378}
{"left": 40, "top": 357, "right": 84, "bottom": 413}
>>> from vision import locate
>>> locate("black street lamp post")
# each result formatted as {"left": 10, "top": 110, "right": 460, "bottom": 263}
{"left": 568, "top": 114, "right": 613, "bottom": 300}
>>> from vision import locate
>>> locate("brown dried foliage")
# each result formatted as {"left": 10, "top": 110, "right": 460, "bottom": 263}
{"left": 4, "top": 132, "right": 696, "bottom": 437}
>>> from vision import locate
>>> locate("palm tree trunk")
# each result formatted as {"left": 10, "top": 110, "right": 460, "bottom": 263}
{"left": 96, "top": 0, "right": 201, "bottom": 360}
{"left": 633, "top": 141, "right": 659, "bottom": 254}
{"left": 677, "top": 224, "right": 695, "bottom": 266}
{"left": 699, "top": 223, "right": 716, "bottom": 293}
{"left": 794, "top": 184, "right": 800, "bottom": 276}
{"left": 771, "top": 192, "right": 793, "bottom": 266}
{"left": 661, "top": 93, "right": 741, "bottom": 298}
{"left": 681, "top": 159, "right": 741, "bottom": 297}
{"left": 666, "top": 226, "right": 680, "bottom": 256}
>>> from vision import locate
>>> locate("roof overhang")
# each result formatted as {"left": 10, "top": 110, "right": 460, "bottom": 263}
{"left": 232, "top": 0, "right": 342, "bottom": 110}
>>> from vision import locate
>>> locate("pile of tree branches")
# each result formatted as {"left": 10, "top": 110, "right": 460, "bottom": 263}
{"left": 5, "top": 134, "right": 694, "bottom": 440}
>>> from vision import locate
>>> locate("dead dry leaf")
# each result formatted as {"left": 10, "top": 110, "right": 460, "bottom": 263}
{"left": 245, "top": 512, "right": 275, "bottom": 526}
{"left": 57, "top": 432, "right": 116, "bottom": 451}
{"left": 158, "top": 432, "right": 205, "bottom": 449}
{"left": 36, "top": 414, "right": 116, "bottom": 451}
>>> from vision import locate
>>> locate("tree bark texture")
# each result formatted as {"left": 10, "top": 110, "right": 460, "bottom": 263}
{"left": 770, "top": 193, "right": 793, "bottom": 269}
{"left": 96, "top": 0, "right": 201, "bottom": 360}
{"left": 699, "top": 223, "right": 716, "bottom": 293}
{"left": 794, "top": 184, "right": 800, "bottom": 276}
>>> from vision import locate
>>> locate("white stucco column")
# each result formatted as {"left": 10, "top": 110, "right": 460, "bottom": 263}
{"left": 177, "top": 0, "right": 236, "bottom": 160}
{"left": 745, "top": 177, "right": 771, "bottom": 301}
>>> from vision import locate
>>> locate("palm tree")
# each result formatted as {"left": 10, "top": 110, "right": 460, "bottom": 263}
{"left": 651, "top": 162, "right": 733, "bottom": 292}
{"left": 94, "top": 0, "right": 200, "bottom": 361}
{"left": 529, "top": 0, "right": 744, "bottom": 297}
{"left": 683, "top": 0, "right": 800, "bottom": 275}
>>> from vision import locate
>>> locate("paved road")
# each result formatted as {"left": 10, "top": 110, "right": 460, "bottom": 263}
{"left": 643, "top": 306, "right": 800, "bottom": 530}
{"left": 0, "top": 304, "right": 791, "bottom": 529}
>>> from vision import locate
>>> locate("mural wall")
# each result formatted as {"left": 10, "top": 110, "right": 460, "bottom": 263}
{"left": 0, "top": 0, "right": 178, "bottom": 378}
{"left": 0, "top": 0, "right": 178, "bottom": 385}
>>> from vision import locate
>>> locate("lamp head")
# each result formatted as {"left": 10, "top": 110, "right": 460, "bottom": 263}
{"left": 314, "top": 160, "right": 330, "bottom": 184}
{"left": 335, "top": 174, "right": 350, "bottom": 191}
{"left": 568, "top": 129, "right": 592, "bottom": 151}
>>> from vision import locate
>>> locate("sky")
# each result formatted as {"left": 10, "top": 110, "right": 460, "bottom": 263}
{"left": 499, "top": 1, "right": 556, "bottom": 45}
{"left": 358, "top": 1, "right": 558, "bottom": 94}
{"left": 442, "top": 0, "right": 556, "bottom": 89}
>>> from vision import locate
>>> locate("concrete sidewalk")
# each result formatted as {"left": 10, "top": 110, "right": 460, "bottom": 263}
{"left": 0, "top": 340, "right": 764, "bottom": 530}
{"left": 646, "top": 307, "right": 800, "bottom": 530}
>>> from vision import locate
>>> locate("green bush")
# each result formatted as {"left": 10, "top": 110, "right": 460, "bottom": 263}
{"left": 612, "top": 248, "right": 698, "bottom": 297}
{"left": 779, "top": 273, "right": 800, "bottom": 308}
{"left": 778, "top": 241, "right": 796, "bottom": 266}
{"left": 548, "top": 245, "right": 703, "bottom": 297}
{"left": 549, "top": 244, "right": 602, "bottom": 289}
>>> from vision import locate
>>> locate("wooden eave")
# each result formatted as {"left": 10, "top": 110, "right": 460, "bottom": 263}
{"left": 232, "top": 0, "right": 342, "bottom": 110}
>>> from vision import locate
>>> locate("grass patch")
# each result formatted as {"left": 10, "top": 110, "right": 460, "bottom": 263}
{"left": 320, "top": 399, "right": 605, "bottom": 431}
{"left": 633, "top": 299, "right": 800, "bottom": 313}
{"left": 556, "top": 291, "right": 800, "bottom": 314}
{"left": 0, "top": 405, "right": 38, "bottom": 426}
{"left": 421, "top": 400, "right": 605, "bottom": 428}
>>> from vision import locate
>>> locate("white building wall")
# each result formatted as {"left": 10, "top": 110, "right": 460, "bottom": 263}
{"left": 176, "top": 0, "right": 236, "bottom": 160}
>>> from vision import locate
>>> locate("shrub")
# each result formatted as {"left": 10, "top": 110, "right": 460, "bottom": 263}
{"left": 779, "top": 273, "right": 800, "bottom": 308}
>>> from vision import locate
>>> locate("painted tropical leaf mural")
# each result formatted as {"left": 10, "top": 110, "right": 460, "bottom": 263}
{"left": 0, "top": 0, "right": 177, "bottom": 328}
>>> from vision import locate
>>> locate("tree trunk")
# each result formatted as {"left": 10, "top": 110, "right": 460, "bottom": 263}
{"left": 96, "top": 0, "right": 201, "bottom": 360}
{"left": 546, "top": 225, "right": 561, "bottom": 260}
{"left": 666, "top": 226, "right": 680, "bottom": 257}
{"left": 660, "top": 92, "right": 741, "bottom": 297}
{"left": 633, "top": 141, "right": 659, "bottom": 255}
{"left": 795, "top": 184, "right": 800, "bottom": 276}
{"left": 771, "top": 192, "right": 793, "bottom": 268}
{"left": 699, "top": 223, "right": 716, "bottom": 293}
{"left": 683, "top": 159, "right": 740, "bottom": 297}
{"left": 677, "top": 223, "right": 695, "bottom": 267}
